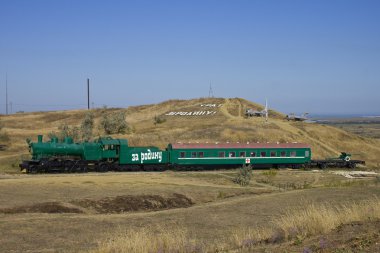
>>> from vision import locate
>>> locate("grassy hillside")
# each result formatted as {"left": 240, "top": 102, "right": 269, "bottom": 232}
{"left": 0, "top": 97, "right": 379, "bottom": 172}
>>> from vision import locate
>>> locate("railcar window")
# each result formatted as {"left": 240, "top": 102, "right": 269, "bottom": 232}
{"left": 270, "top": 151, "right": 276, "bottom": 157}
{"left": 218, "top": 152, "right": 225, "bottom": 157}
{"left": 198, "top": 152, "right": 204, "bottom": 158}
{"left": 239, "top": 152, "right": 246, "bottom": 157}
{"left": 260, "top": 151, "right": 266, "bottom": 157}
{"left": 305, "top": 151, "right": 309, "bottom": 157}
{"left": 180, "top": 152, "right": 185, "bottom": 158}
{"left": 228, "top": 152, "right": 236, "bottom": 157}
{"left": 290, "top": 151, "right": 296, "bottom": 157}
{"left": 191, "top": 152, "right": 197, "bottom": 158}
{"left": 250, "top": 152, "right": 256, "bottom": 157}
{"left": 280, "top": 151, "right": 286, "bottom": 157}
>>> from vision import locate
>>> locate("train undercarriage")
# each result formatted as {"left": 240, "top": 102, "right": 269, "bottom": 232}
{"left": 19, "top": 158, "right": 366, "bottom": 174}
{"left": 19, "top": 159, "right": 168, "bottom": 173}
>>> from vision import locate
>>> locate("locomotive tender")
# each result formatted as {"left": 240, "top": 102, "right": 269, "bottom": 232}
{"left": 19, "top": 135, "right": 363, "bottom": 173}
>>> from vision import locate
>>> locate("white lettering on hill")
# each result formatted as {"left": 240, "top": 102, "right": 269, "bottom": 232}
{"left": 165, "top": 111, "right": 217, "bottom": 116}
{"left": 200, "top": 104, "right": 223, "bottom": 107}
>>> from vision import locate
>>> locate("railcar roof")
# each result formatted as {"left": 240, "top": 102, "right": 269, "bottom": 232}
{"left": 171, "top": 143, "right": 310, "bottom": 149}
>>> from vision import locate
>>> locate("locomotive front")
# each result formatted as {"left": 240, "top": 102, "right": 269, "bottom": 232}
{"left": 28, "top": 135, "right": 84, "bottom": 160}
{"left": 20, "top": 135, "right": 101, "bottom": 173}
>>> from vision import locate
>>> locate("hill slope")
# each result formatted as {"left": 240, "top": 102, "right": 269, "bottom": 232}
{"left": 1, "top": 97, "right": 379, "bottom": 172}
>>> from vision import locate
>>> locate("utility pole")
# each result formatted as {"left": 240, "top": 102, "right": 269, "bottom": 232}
{"left": 5, "top": 73, "right": 8, "bottom": 115}
{"left": 208, "top": 81, "right": 214, "bottom": 98}
{"left": 87, "top": 78, "right": 90, "bottom": 110}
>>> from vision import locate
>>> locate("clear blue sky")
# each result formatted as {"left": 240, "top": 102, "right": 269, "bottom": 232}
{"left": 1, "top": 0, "right": 379, "bottom": 115}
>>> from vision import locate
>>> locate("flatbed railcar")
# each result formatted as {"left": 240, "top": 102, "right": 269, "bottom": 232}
{"left": 307, "top": 152, "right": 365, "bottom": 169}
{"left": 19, "top": 135, "right": 364, "bottom": 173}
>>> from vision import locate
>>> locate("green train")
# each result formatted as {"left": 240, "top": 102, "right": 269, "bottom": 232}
{"left": 19, "top": 135, "right": 363, "bottom": 173}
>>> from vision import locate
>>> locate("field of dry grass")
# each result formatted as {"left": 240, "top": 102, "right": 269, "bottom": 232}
{"left": 0, "top": 170, "right": 379, "bottom": 252}
{"left": 92, "top": 197, "right": 380, "bottom": 253}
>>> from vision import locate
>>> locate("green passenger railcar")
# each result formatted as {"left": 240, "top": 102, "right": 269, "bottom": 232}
{"left": 167, "top": 143, "right": 311, "bottom": 168}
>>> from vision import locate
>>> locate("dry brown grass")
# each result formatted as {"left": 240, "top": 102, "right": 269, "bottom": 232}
{"left": 232, "top": 197, "right": 380, "bottom": 249}
{"left": 90, "top": 197, "right": 380, "bottom": 253}
{"left": 0, "top": 169, "right": 378, "bottom": 253}
{"left": 275, "top": 197, "right": 380, "bottom": 237}
{"left": 91, "top": 226, "right": 207, "bottom": 253}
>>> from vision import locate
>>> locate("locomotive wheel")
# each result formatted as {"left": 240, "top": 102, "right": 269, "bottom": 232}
{"left": 28, "top": 165, "right": 37, "bottom": 174}
{"left": 64, "top": 161, "right": 74, "bottom": 173}
{"left": 98, "top": 164, "right": 108, "bottom": 173}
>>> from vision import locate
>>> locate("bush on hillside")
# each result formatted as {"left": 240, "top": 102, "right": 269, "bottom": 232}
{"left": 0, "top": 132, "right": 10, "bottom": 142}
{"left": 100, "top": 111, "right": 128, "bottom": 134}
{"left": 233, "top": 164, "right": 253, "bottom": 186}
{"left": 81, "top": 112, "right": 94, "bottom": 141}
{"left": 154, "top": 115, "right": 166, "bottom": 125}
{"left": 0, "top": 118, "right": 10, "bottom": 142}
{"left": 48, "top": 123, "right": 80, "bottom": 142}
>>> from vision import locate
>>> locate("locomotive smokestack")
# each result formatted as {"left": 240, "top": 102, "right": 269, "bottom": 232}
{"left": 87, "top": 78, "right": 90, "bottom": 110}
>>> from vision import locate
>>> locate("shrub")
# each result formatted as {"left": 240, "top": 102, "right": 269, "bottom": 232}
{"left": 0, "top": 131, "right": 9, "bottom": 142}
{"left": 48, "top": 123, "right": 80, "bottom": 142}
{"left": 262, "top": 169, "right": 277, "bottom": 177}
{"left": 81, "top": 112, "right": 94, "bottom": 141}
{"left": 0, "top": 118, "right": 10, "bottom": 142}
{"left": 261, "top": 169, "right": 278, "bottom": 184}
{"left": 100, "top": 111, "right": 128, "bottom": 134}
{"left": 233, "top": 164, "right": 253, "bottom": 186}
{"left": 154, "top": 115, "right": 166, "bottom": 125}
